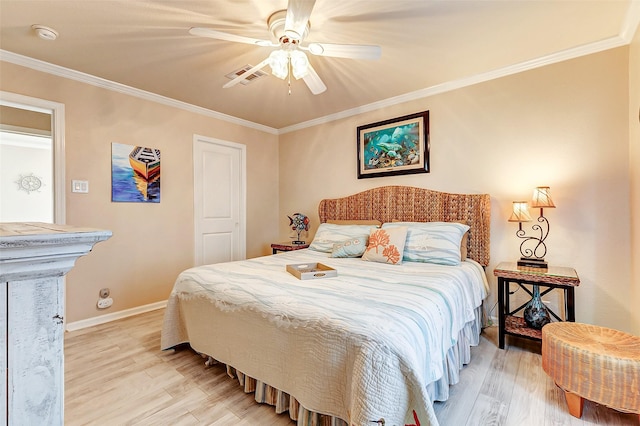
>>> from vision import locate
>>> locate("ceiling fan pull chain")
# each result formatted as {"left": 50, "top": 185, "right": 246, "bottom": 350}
{"left": 287, "top": 54, "right": 292, "bottom": 95}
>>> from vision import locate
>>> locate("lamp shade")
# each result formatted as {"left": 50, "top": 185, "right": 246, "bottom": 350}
{"left": 508, "top": 201, "right": 533, "bottom": 222}
{"left": 531, "top": 186, "right": 556, "bottom": 208}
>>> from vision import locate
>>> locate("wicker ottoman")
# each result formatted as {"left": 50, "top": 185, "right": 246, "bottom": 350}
{"left": 542, "top": 322, "right": 640, "bottom": 420}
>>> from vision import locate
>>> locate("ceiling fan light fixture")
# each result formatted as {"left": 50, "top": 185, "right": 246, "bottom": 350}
{"left": 192, "top": 0, "right": 379, "bottom": 95}
{"left": 290, "top": 50, "right": 309, "bottom": 79}
{"left": 268, "top": 50, "right": 288, "bottom": 80}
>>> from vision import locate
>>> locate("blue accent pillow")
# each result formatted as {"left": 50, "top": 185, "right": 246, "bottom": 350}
{"left": 330, "top": 237, "right": 368, "bottom": 258}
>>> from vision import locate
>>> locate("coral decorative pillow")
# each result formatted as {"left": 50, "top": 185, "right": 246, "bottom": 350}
{"left": 362, "top": 226, "right": 408, "bottom": 265}
{"left": 330, "top": 237, "right": 368, "bottom": 258}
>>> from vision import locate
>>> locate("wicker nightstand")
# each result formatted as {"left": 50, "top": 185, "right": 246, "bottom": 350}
{"left": 493, "top": 261, "right": 580, "bottom": 349}
{"left": 271, "top": 241, "right": 310, "bottom": 254}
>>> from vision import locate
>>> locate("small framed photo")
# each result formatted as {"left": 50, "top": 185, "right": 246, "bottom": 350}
{"left": 357, "top": 110, "right": 429, "bottom": 179}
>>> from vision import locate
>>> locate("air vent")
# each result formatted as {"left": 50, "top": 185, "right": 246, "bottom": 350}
{"left": 225, "top": 65, "right": 269, "bottom": 85}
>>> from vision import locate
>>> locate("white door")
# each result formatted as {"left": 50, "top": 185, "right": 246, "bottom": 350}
{"left": 193, "top": 135, "right": 246, "bottom": 266}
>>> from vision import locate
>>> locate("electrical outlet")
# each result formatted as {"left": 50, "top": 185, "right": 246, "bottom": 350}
{"left": 97, "top": 297, "right": 113, "bottom": 309}
{"left": 99, "top": 288, "right": 110, "bottom": 298}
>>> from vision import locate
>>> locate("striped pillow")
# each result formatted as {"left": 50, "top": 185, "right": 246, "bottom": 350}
{"left": 309, "top": 223, "right": 377, "bottom": 253}
{"left": 382, "top": 222, "right": 470, "bottom": 266}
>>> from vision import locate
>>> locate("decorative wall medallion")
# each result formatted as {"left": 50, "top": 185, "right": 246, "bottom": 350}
{"left": 16, "top": 173, "right": 43, "bottom": 194}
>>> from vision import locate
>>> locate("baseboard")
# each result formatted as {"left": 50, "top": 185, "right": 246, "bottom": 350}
{"left": 65, "top": 300, "right": 167, "bottom": 332}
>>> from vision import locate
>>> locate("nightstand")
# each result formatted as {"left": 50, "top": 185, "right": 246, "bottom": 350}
{"left": 271, "top": 241, "right": 310, "bottom": 254}
{"left": 493, "top": 261, "right": 580, "bottom": 349}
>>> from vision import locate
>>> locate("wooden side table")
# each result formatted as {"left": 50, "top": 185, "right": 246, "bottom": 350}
{"left": 271, "top": 241, "right": 310, "bottom": 254}
{"left": 493, "top": 261, "right": 580, "bottom": 349}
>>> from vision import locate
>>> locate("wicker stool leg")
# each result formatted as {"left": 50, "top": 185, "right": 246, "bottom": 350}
{"left": 563, "top": 390, "right": 584, "bottom": 418}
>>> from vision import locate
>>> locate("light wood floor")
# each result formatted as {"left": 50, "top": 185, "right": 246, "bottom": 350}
{"left": 64, "top": 309, "right": 638, "bottom": 425}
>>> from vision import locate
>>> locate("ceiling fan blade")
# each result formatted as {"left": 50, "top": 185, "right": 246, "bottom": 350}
{"left": 284, "top": 0, "right": 316, "bottom": 40}
{"left": 306, "top": 42, "right": 381, "bottom": 60}
{"left": 302, "top": 63, "right": 326, "bottom": 95}
{"left": 223, "top": 58, "right": 270, "bottom": 89}
{"left": 189, "top": 27, "right": 274, "bottom": 47}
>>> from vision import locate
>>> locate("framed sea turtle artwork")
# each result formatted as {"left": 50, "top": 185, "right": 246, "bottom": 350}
{"left": 356, "top": 110, "right": 429, "bottom": 179}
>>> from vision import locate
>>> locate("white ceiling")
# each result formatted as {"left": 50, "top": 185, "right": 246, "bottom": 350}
{"left": 1, "top": 1, "right": 638, "bottom": 131}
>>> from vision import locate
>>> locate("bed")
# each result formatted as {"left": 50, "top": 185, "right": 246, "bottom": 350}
{"left": 161, "top": 185, "right": 491, "bottom": 426}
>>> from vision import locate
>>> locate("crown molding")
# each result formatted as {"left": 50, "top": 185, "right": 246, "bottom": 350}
{"left": 2, "top": 0, "right": 638, "bottom": 138}
{"left": 281, "top": 2, "right": 640, "bottom": 134}
{"left": 620, "top": 0, "right": 640, "bottom": 42}
{"left": 0, "top": 50, "right": 278, "bottom": 135}
{"left": 279, "top": 33, "right": 631, "bottom": 134}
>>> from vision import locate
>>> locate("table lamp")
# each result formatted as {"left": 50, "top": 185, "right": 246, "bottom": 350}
{"left": 509, "top": 186, "right": 556, "bottom": 268}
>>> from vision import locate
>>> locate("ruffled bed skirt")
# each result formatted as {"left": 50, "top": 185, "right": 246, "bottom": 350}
{"left": 202, "top": 306, "right": 483, "bottom": 426}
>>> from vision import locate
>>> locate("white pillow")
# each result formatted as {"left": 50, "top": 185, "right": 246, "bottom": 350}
{"left": 309, "top": 223, "right": 377, "bottom": 253}
{"left": 382, "top": 221, "right": 470, "bottom": 266}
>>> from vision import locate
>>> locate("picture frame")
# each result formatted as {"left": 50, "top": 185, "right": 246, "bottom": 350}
{"left": 111, "top": 142, "right": 161, "bottom": 203}
{"left": 357, "top": 110, "right": 429, "bottom": 179}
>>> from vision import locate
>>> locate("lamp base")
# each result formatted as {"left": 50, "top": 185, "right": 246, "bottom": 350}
{"left": 517, "top": 257, "right": 548, "bottom": 269}
{"left": 292, "top": 240, "right": 306, "bottom": 245}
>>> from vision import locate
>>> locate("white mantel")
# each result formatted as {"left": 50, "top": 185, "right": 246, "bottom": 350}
{"left": 0, "top": 222, "right": 112, "bottom": 425}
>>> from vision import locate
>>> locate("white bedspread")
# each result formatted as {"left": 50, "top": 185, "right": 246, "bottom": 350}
{"left": 161, "top": 249, "right": 488, "bottom": 426}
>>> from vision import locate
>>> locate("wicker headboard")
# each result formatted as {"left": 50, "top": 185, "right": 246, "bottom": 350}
{"left": 318, "top": 185, "right": 491, "bottom": 266}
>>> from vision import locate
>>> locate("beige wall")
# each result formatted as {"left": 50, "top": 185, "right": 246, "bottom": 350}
{"left": 1, "top": 44, "right": 636, "bottom": 332}
{"left": 0, "top": 62, "right": 280, "bottom": 323}
{"left": 0, "top": 105, "right": 51, "bottom": 132}
{"left": 280, "top": 48, "right": 634, "bottom": 333}
{"left": 630, "top": 25, "right": 640, "bottom": 335}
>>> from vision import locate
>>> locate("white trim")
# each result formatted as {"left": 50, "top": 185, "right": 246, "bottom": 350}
{"left": 0, "top": 50, "right": 278, "bottom": 136}
{"left": 0, "top": 130, "right": 51, "bottom": 149}
{"left": 0, "top": 124, "right": 51, "bottom": 137}
{"left": 64, "top": 300, "right": 167, "bottom": 332}
{"left": 52, "top": 102, "right": 66, "bottom": 224}
{"left": 0, "top": 91, "right": 66, "bottom": 225}
{"left": 620, "top": 0, "right": 640, "bottom": 42}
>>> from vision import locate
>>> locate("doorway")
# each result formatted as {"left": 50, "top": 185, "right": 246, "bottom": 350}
{"left": 0, "top": 91, "right": 65, "bottom": 224}
{"left": 193, "top": 135, "right": 246, "bottom": 266}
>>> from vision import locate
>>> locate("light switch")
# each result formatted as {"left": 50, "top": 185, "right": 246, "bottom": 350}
{"left": 72, "top": 180, "right": 89, "bottom": 193}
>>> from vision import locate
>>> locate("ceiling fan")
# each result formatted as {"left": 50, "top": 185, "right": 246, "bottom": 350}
{"left": 189, "top": 0, "right": 382, "bottom": 95}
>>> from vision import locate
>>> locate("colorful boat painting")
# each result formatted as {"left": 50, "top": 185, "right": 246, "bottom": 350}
{"left": 129, "top": 146, "right": 161, "bottom": 180}
{"left": 112, "top": 142, "right": 160, "bottom": 203}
